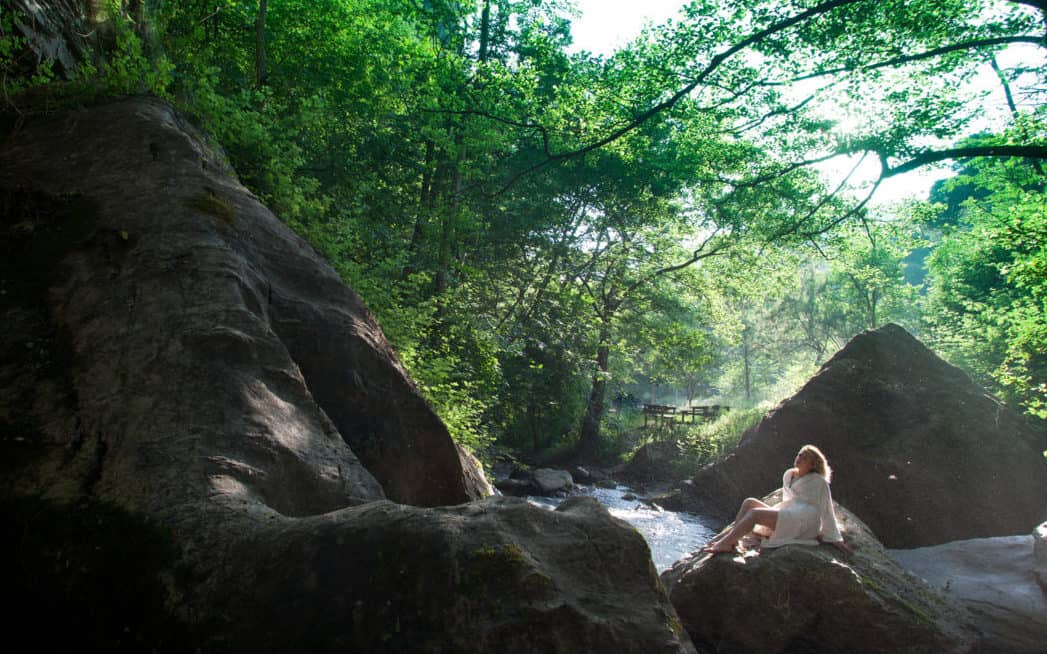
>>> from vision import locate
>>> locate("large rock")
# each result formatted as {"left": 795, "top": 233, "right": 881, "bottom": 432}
{"left": 493, "top": 467, "right": 574, "bottom": 496}
{"left": 0, "top": 96, "right": 484, "bottom": 510}
{"left": 1036, "top": 521, "right": 1047, "bottom": 592}
{"left": 0, "top": 97, "right": 694, "bottom": 653}
{"left": 532, "top": 467, "right": 574, "bottom": 494}
{"left": 661, "top": 494, "right": 980, "bottom": 653}
{"left": 676, "top": 324, "right": 1047, "bottom": 548}
{"left": 889, "top": 533, "right": 1047, "bottom": 654}
{"left": 617, "top": 439, "right": 681, "bottom": 485}
{"left": 190, "top": 496, "right": 696, "bottom": 653}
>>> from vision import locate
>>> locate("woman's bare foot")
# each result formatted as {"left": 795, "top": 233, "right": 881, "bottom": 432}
{"left": 700, "top": 541, "right": 735, "bottom": 554}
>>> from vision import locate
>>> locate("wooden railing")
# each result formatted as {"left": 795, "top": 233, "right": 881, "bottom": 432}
{"left": 643, "top": 403, "right": 728, "bottom": 427}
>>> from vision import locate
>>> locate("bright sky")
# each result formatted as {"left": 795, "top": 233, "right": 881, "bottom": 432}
{"left": 568, "top": 0, "right": 1038, "bottom": 209}
{"left": 568, "top": 0, "right": 684, "bottom": 55}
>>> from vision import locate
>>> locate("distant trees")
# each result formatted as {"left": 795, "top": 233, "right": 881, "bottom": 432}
{"left": 921, "top": 143, "right": 1047, "bottom": 419}
{"left": 22, "top": 0, "right": 1040, "bottom": 460}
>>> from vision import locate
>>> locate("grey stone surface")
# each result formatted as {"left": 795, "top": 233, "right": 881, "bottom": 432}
{"left": 532, "top": 467, "right": 574, "bottom": 494}
{"left": 0, "top": 96, "right": 486, "bottom": 510}
{"left": 889, "top": 533, "right": 1047, "bottom": 654}
{"left": 662, "top": 495, "right": 979, "bottom": 654}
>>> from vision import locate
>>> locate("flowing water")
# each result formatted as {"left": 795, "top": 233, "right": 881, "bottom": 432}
{"left": 527, "top": 485, "right": 721, "bottom": 572}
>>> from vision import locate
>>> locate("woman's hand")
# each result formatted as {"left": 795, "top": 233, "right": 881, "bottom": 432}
{"left": 831, "top": 539, "right": 854, "bottom": 555}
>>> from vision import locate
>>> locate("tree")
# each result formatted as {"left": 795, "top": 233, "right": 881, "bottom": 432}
{"left": 493, "top": 1, "right": 1047, "bottom": 206}
{"left": 922, "top": 124, "right": 1047, "bottom": 418}
{"left": 92, "top": 0, "right": 1044, "bottom": 459}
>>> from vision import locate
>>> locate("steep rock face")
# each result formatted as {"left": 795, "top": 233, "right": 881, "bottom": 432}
{"left": 7, "top": 0, "right": 93, "bottom": 78}
{"left": 0, "top": 97, "right": 694, "bottom": 652}
{"left": 0, "top": 96, "right": 482, "bottom": 509}
{"left": 676, "top": 324, "right": 1047, "bottom": 548}
{"left": 661, "top": 495, "right": 980, "bottom": 654}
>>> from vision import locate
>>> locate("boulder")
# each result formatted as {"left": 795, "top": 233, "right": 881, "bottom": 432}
{"left": 1036, "top": 521, "right": 1047, "bottom": 592}
{"left": 494, "top": 477, "right": 536, "bottom": 497}
{"left": 0, "top": 96, "right": 485, "bottom": 511}
{"left": 0, "top": 97, "right": 694, "bottom": 653}
{"left": 199, "top": 496, "right": 696, "bottom": 653}
{"left": 661, "top": 494, "right": 980, "bottom": 653}
{"left": 889, "top": 532, "right": 1047, "bottom": 654}
{"left": 532, "top": 467, "right": 574, "bottom": 494}
{"left": 494, "top": 467, "right": 574, "bottom": 496}
{"left": 618, "top": 439, "right": 681, "bottom": 485}
{"left": 676, "top": 324, "right": 1047, "bottom": 548}
{"left": 568, "top": 464, "right": 612, "bottom": 485}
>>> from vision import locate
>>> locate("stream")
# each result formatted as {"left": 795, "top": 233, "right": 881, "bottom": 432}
{"left": 527, "top": 485, "right": 721, "bottom": 572}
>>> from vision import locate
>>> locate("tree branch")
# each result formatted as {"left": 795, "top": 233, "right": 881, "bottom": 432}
{"left": 884, "top": 145, "right": 1047, "bottom": 177}
{"left": 771, "top": 35, "right": 1045, "bottom": 86}
{"left": 492, "top": 0, "right": 866, "bottom": 194}
{"left": 425, "top": 108, "right": 554, "bottom": 156}
{"left": 622, "top": 228, "right": 730, "bottom": 300}
{"left": 706, "top": 152, "right": 842, "bottom": 190}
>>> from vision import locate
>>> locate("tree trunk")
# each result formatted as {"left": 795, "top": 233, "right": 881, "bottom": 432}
{"left": 577, "top": 328, "right": 611, "bottom": 462}
{"left": 478, "top": 0, "right": 492, "bottom": 63}
{"left": 434, "top": 137, "right": 465, "bottom": 299}
{"left": 743, "top": 335, "right": 752, "bottom": 402}
{"left": 255, "top": 0, "right": 268, "bottom": 87}
{"left": 405, "top": 140, "right": 437, "bottom": 277}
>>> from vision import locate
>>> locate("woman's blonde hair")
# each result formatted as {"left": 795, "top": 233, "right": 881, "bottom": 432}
{"left": 799, "top": 444, "right": 832, "bottom": 482}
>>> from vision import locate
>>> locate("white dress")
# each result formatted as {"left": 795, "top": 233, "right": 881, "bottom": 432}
{"left": 762, "top": 469, "right": 844, "bottom": 548}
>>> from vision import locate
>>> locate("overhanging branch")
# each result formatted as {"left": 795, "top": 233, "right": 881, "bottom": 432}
{"left": 492, "top": 0, "right": 865, "bottom": 194}
{"left": 883, "top": 145, "right": 1047, "bottom": 177}
{"left": 770, "top": 35, "right": 1045, "bottom": 86}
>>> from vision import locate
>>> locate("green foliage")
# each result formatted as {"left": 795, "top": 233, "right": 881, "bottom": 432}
{"left": 0, "top": 8, "right": 55, "bottom": 97}
{"left": 87, "top": 7, "right": 174, "bottom": 98}
{"left": 674, "top": 406, "right": 766, "bottom": 476}
{"left": 7, "top": 0, "right": 1042, "bottom": 462}
{"left": 921, "top": 133, "right": 1047, "bottom": 419}
{"left": 1, "top": 1, "right": 172, "bottom": 104}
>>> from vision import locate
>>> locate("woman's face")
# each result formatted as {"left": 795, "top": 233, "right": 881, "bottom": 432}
{"left": 794, "top": 452, "right": 813, "bottom": 475}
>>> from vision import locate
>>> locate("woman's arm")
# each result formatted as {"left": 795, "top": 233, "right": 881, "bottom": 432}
{"left": 816, "top": 476, "right": 847, "bottom": 546}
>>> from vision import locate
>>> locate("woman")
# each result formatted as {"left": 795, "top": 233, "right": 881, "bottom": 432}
{"left": 701, "top": 444, "right": 853, "bottom": 554}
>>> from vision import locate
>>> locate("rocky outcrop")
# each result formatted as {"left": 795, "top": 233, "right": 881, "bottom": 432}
{"left": 661, "top": 493, "right": 980, "bottom": 653}
{"left": 889, "top": 531, "right": 1047, "bottom": 654}
{"left": 0, "top": 97, "right": 694, "bottom": 652}
{"left": 567, "top": 463, "right": 612, "bottom": 485}
{"left": 6, "top": 0, "right": 93, "bottom": 78}
{"left": 5, "top": 0, "right": 155, "bottom": 81}
{"left": 676, "top": 324, "right": 1047, "bottom": 548}
{"left": 494, "top": 467, "right": 574, "bottom": 496}
{"left": 1036, "top": 521, "right": 1047, "bottom": 592}
{"left": 194, "top": 496, "right": 695, "bottom": 653}
{"left": 1, "top": 96, "right": 484, "bottom": 510}
{"left": 617, "top": 440, "right": 680, "bottom": 485}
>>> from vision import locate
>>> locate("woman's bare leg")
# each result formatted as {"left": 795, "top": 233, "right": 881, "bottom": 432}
{"left": 732, "top": 497, "right": 769, "bottom": 525}
{"left": 702, "top": 508, "right": 779, "bottom": 553}
{"left": 705, "top": 498, "right": 770, "bottom": 548}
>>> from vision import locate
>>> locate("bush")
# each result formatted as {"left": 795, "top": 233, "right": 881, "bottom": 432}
{"left": 673, "top": 406, "right": 766, "bottom": 476}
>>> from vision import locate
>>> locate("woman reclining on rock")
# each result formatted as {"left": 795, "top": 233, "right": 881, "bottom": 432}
{"left": 701, "top": 444, "right": 853, "bottom": 555}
